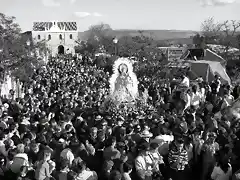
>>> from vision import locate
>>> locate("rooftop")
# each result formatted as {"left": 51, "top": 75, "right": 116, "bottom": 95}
{"left": 33, "top": 21, "right": 77, "bottom": 32}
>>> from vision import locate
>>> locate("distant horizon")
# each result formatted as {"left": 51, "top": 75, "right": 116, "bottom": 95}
{"left": 22, "top": 27, "right": 199, "bottom": 33}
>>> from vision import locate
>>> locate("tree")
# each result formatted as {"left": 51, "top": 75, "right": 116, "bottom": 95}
{"left": 201, "top": 17, "right": 222, "bottom": 43}
{"left": 0, "top": 13, "right": 21, "bottom": 67}
{"left": 220, "top": 20, "right": 240, "bottom": 55}
{"left": 0, "top": 13, "right": 45, "bottom": 82}
{"left": 75, "top": 41, "right": 96, "bottom": 55}
{"left": 201, "top": 17, "right": 240, "bottom": 59}
{"left": 118, "top": 35, "right": 140, "bottom": 57}
{"left": 236, "top": 34, "right": 240, "bottom": 49}
{"left": 84, "top": 23, "right": 115, "bottom": 54}
{"left": 117, "top": 30, "right": 163, "bottom": 61}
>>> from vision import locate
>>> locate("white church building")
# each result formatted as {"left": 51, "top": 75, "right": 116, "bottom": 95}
{"left": 32, "top": 21, "right": 78, "bottom": 56}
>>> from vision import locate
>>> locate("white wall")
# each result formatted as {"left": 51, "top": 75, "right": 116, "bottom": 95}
{"left": 32, "top": 30, "right": 78, "bottom": 56}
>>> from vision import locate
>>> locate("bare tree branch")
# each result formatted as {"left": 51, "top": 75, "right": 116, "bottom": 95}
{"left": 201, "top": 17, "right": 240, "bottom": 59}
{"left": 231, "top": 20, "right": 240, "bottom": 36}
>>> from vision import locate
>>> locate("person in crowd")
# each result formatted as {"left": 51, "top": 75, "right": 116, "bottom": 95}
{"left": 180, "top": 75, "right": 190, "bottom": 88}
{"left": 168, "top": 138, "right": 188, "bottom": 180}
{"left": 0, "top": 155, "right": 6, "bottom": 178}
{"left": 60, "top": 144, "right": 75, "bottom": 167}
{"left": 74, "top": 160, "right": 97, "bottom": 180}
{"left": 103, "top": 136, "right": 121, "bottom": 161}
{"left": 190, "top": 85, "right": 202, "bottom": 109}
{"left": 135, "top": 141, "right": 153, "bottom": 180}
{"left": 54, "top": 159, "right": 70, "bottom": 180}
{"left": 201, "top": 132, "right": 219, "bottom": 180}
{"left": 122, "top": 162, "right": 132, "bottom": 180}
{"left": 211, "top": 158, "right": 232, "bottom": 180}
{"left": 10, "top": 144, "right": 29, "bottom": 174}
{"left": 148, "top": 142, "right": 164, "bottom": 179}
{"left": 35, "top": 147, "right": 54, "bottom": 180}
{"left": 108, "top": 170, "right": 122, "bottom": 180}
{"left": 99, "top": 160, "right": 114, "bottom": 180}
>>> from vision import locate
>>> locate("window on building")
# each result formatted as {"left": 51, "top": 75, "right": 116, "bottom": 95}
{"left": 59, "top": 34, "right": 62, "bottom": 40}
{"left": 69, "top": 34, "right": 73, "bottom": 39}
{"left": 38, "top": 35, "right": 41, "bottom": 40}
{"left": 48, "top": 34, "right": 51, "bottom": 40}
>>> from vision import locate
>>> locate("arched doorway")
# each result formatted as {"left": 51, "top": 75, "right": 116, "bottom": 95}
{"left": 58, "top": 45, "right": 64, "bottom": 54}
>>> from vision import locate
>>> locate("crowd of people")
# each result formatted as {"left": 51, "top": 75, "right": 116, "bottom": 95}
{"left": 0, "top": 54, "right": 240, "bottom": 180}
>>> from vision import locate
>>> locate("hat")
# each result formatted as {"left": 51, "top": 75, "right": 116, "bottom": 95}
{"left": 21, "top": 118, "right": 30, "bottom": 126}
{"left": 44, "top": 146, "right": 53, "bottom": 154}
{"left": 95, "top": 115, "right": 103, "bottom": 121}
{"left": 101, "top": 120, "right": 108, "bottom": 126}
{"left": 140, "top": 130, "right": 153, "bottom": 138}
{"left": 76, "top": 116, "right": 84, "bottom": 121}
{"left": 59, "top": 138, "right": 66, "bottom": 144}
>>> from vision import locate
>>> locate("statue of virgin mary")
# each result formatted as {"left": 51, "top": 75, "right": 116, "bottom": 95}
{"left": 109, "top": 58, "right": 139, "bottom": 105}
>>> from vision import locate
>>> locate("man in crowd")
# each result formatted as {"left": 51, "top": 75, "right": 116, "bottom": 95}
{"left": 168, "top": 138, "right": 188, "bottom": 180}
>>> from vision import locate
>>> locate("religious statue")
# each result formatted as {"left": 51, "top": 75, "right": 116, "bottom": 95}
{"left": 109, "top": 58, "right": 139, "bottom": 105}
{"left": 99, "top": 58, "right": 157, "bottom": 118}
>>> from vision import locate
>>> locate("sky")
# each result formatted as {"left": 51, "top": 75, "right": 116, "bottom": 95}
{"left": 0, "top": 0, "right": 240, "bottom": 32}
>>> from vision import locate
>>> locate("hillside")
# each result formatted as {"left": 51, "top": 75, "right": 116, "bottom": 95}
{"left": 78, "top": 29, "right": 197, "bottom": 41}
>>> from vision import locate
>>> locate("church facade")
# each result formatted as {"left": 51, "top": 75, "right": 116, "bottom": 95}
{"left": 32, "top": 21, "right": 78, "bottom": 56}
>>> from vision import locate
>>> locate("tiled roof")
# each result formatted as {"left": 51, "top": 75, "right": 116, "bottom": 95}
{"left": 33, "top": 22, "right": 77, "bottom": 31}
